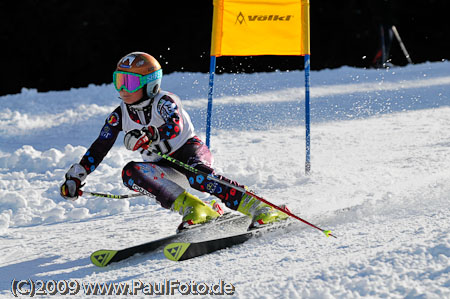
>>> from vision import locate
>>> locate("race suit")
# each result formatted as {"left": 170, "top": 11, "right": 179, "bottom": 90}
{"left": 78, "top": 90, "right": 245, "bottom": 210}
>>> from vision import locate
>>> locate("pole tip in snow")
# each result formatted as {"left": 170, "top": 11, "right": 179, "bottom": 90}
{"left": 323, "top": 230, "right": 336, "bottom": 238}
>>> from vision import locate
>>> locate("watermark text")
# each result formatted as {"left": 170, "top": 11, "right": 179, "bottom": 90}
{"left": 11, "top": 279, "right": 236, "bottom": 296}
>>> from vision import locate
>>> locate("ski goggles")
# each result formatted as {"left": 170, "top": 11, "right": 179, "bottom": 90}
{"left": 113, "top": 69, "right": 162, "bottom": 93}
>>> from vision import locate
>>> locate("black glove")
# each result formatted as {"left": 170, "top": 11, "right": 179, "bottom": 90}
{"left": 60, "top": 164, "right": 87, "bottom": 201}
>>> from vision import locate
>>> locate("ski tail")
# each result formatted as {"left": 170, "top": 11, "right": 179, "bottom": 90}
{"left": 164, "top": 243, "right": 191, "bottom": 261}
{"left": 90, "top": 250, "right": 118, "bottom": 267}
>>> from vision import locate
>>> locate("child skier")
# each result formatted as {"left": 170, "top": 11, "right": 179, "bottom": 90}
{"left": 60, "top": 51, "right": 288, "bottom": 230}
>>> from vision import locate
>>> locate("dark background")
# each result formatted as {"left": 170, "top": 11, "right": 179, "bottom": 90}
{"left": 1, "top": 0, "right": 449, "bottom": 96}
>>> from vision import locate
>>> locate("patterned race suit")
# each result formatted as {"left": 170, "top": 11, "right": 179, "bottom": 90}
{"left": 79, "top": 90, "right": 245, "bottom": 210}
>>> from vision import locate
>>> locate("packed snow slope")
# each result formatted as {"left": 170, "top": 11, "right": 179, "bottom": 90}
{"left": 0, "top": 62, "right": 449, "bottom": 298}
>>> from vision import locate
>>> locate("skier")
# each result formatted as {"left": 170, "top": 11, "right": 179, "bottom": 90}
{"left": 60, "top": 51, "right": 288, "bottom": 230}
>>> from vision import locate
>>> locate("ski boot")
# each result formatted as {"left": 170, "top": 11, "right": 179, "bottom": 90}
{"left": 172, "top": 191, "right": 222, "bottom": 231}
{"left": 237, "top": 193, "right": 289, "bottom": 228}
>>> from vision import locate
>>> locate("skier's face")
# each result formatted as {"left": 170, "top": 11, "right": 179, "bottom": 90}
{"left": 119, "top": 88, "right": 144, "bottom": 104}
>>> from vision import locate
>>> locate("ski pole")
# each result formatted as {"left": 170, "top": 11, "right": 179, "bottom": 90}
{"left": 150, "top": 150, "right": 336, "bottom": 238}
{"left": 391, "top": 25, "right": 413, "bottom": 64}
{"left": 241, "top": 191, "right": 336, "bottom": 238}
{"left": 81, "top": 190, "right": 143, "bottom": 199}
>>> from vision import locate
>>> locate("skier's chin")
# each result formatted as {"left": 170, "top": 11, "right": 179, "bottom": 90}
{"left": 120, "top": 91, "right": 142, "bottom": 104}
{"left": 122, "top": 97, "right": 139, "bottom": 104}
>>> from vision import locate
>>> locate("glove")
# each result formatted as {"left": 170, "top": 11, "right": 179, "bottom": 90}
{"left": 124, "top": 126, "right": 158, "bottom": 151}
{"left": 60, "top": 163, "right": 87, "bottom": 201}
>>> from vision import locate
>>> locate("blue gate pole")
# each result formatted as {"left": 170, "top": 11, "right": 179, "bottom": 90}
{"left": 206, "top": 55, "right": 217, "bottom": 148}
{"left": 304, "top": 54, "right": 311, "bottom": 174}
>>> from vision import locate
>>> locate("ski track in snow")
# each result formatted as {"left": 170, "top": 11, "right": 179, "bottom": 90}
{"left": 0, "top": 62, "right": 449, "bottom": 298}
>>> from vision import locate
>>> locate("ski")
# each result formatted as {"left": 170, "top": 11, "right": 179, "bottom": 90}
{"left": 91, "top": 234, "right": 178, "bottom": 267}
{"left": 90, "top": 213, "right": 248, "bottom": 267}
{"left": 163, "top": 220, "right": 292, "bottom": 262}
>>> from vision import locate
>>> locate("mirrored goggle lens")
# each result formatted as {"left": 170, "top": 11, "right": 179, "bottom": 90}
{"left": 114, "top": 72, "right": 142, "bottom": 92}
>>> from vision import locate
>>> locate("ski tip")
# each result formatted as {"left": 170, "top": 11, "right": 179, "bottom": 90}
{"left": 90, "top": 250, "right": 118, "bottom": 267}
{"left": 164, "top": 243, "right": 190, "bottom": 261}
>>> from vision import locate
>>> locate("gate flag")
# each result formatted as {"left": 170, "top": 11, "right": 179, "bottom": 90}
{"left": 211, "top": 0, "right": 310, "bottom": 56}
{"left": 207, "top": 0, "right": 312, "bottom": 173}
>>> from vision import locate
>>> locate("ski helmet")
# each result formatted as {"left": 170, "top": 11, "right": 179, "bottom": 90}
{"left": 116, "top": 52, "right": 162, "bottom": 99}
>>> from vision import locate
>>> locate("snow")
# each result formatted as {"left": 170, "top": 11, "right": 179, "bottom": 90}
{"left": 0, "top": 61, "right": 449, "bottom": 298}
